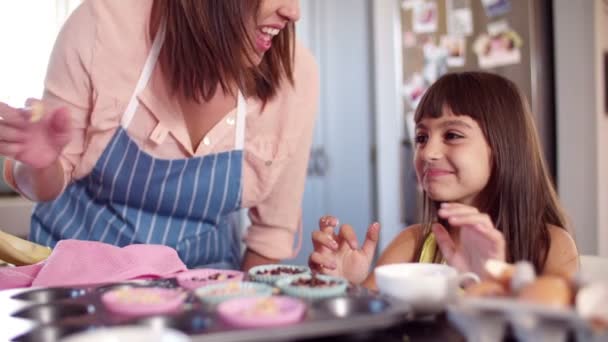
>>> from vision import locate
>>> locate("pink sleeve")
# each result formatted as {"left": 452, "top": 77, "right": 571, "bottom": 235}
{"left": 41, "top": 2, "right": 96, "bottom": 193}
{"left": 243, "top": 44, "right": 320, "bottom": 259}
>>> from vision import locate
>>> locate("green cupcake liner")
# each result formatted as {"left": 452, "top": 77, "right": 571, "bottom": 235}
{"left": 276, "top": 274, "right": 348, "bottom": 300}
{"left": 248, "top": 264, "right": 311, "bottom": 285}
{"left": 194, "top": 281, "right": 273, "bottom": 305}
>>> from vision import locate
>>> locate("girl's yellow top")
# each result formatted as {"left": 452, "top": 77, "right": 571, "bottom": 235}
{"left": 418, "top": 233, "right": 446, "bottom": 264}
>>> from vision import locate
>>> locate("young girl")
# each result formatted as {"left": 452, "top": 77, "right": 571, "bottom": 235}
{"left": 308, "top": 71, "right": 579, "bottom": 288}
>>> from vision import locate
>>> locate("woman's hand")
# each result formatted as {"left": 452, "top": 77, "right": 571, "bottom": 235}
{"left": 434, "top": 202, "right": 506, "bottom": 278}
{"left": 0, "top": 99, "right": 71, "bottom": 169}
{"left": 308, "top": 215, "right": 380, "bottom": 284}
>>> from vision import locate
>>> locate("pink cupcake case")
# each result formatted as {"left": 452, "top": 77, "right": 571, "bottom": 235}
{"left": 101, "top": 287, "right": 186, "bottom": 316}
{"left": 217, "top": 296, "right": 306, "bottom": 328}
{"left": 176, "top": 268, "right": 244, "bottom": 290}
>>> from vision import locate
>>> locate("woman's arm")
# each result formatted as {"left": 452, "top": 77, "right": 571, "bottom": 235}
{"left": 241, "top": 248, "right": 279, "bottom": 271}
{"left": 13, "top": 159, "right": 66, "bottom": 202}
{"left": 241, "top": 42, "right": 320, "bottom": 263}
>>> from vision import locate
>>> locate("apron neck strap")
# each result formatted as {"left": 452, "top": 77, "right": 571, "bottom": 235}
{"left": 121, "top": 17, "right": 166, "bottom": 129}
{"left": 122, "top": 18, "right": 248, "bottom": 151}
{"left": 234, "top": 91, "right": 247, "bottom": 150}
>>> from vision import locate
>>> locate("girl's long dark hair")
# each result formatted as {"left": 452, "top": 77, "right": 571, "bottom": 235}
{"left": 413, "top": 72, "right": 569, "bottom": 272}
{"left": 150, "top": 0, "right": 296, "bottom": 103}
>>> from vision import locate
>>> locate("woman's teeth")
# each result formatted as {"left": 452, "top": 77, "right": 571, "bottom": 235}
{"left": 261, "top": 27, "right": 280, "bottom": 36}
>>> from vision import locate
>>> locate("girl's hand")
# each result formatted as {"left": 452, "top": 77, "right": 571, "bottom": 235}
{"left": 434, "top": 202, "right": 506, "bottom": 278}
{"left": 0, "top": 99, "right": 71, "bottom": 169}
{"left": 308, "top": 215, "right": 380, "bottom": 284}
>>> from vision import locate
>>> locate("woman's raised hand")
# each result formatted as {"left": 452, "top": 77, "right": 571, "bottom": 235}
{"left": 0, "top": 99, "right": 71, "bottom": 169}
{"left": 308, "top": 215, "right": 380, "bottom": 284}
{"left": 434, "top": 202, "right": 506, "bottom": 277}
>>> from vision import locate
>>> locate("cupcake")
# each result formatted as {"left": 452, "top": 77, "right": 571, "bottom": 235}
{"left": 101, "top": 287, "right": 186, "bottom": 316}
{"left": 176, "top": 269, "right": 244, "bottom": 290}
{"left": 194, "top": 281, "right": 273, "bottom": 305}
{"left": 276, "top": 274, "right": 348, "bottom": 300}
{"left": 248, "top": 264, "right": 310, "bottom": 285}
{"left": 217, "top": 296, "right": 306, "bottom": 328}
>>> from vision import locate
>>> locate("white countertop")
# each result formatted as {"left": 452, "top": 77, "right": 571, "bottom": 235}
{"left": 0, "top": 197, "right": 33, "bottom": 238}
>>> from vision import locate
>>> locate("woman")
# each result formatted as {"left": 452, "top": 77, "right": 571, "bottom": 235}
{"left": 0, "top": 0, "right": 318, "bottom": 270}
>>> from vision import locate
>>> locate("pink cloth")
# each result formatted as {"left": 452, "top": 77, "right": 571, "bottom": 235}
{"left": 0, "top": 240, "right": 187, "bottom": 289}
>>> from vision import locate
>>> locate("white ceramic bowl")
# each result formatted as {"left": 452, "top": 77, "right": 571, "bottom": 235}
{"left": 375, "top": 263, "right": 479, "bottom": 314}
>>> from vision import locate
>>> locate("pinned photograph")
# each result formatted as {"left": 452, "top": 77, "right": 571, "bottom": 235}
{"left": 413, "top": 1, "right": 438, "bottom": 34}
{"left": 441, "top": 36, "right": 466, "bottom": 67}
{"left": 446, "top": 0, "right": 474, "bottom": 37}
{"left": 481, "top": 0, "right": 511, "bottom": 18}
{"left": 403, "top": 72, "right": 428, "bottom": 111}
{"left": 473, "top": 22, "right": 523, "bottom": 69}
{"left": 422, "top": 37, "right": 448, "bottom": 84}
{"left": 401, "top": 0, "right": 423, "bottom": 10}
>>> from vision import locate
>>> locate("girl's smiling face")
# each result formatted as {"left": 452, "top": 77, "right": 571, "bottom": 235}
{"left": 414, "top": 107, "right": 493, "bottom": 206}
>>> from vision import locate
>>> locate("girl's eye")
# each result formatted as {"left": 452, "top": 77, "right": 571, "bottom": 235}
{"left": 444, "top": 132, "right": 464, "bottom": 141}
{"left": 415, "top": 134, "right": 428, "bottom": 144}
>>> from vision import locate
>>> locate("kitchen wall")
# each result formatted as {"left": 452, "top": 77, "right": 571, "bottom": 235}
{"left": 554, "top": 0, "right": 608, "bottom": 256}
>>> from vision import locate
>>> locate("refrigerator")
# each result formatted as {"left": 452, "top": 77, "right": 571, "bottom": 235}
{"left": 399, "top": 0, "right": 556, "bottom": 226}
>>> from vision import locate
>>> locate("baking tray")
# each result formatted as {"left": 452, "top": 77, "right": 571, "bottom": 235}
{"left": 447, "top": 297, "right": 608, "bottom": 342}
{"left": 1, "top": 277, "right": 413, "bottom": 342}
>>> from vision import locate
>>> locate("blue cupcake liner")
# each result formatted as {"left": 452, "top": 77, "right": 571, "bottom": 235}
{"left": 194, "top": 281, "right": 273, "bottom": 305}
{"left": 275, "top": 274, "right": 348, "bottom": 300}
{"left": 248, "top": 264, "right": 311, "bottom": 285}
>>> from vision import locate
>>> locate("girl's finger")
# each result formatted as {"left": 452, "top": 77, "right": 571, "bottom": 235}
{"left": 440, "top": 202, "right": 479, "bottom": 211}
{"left": 0, "top": 124, "right": 26, "bottom": 143}
{"left": 319, "top": 215, "right": 339, "bottom": 234}
{"left": 338, "top": 224, "right": 359, "bottom": 250}
{"left": 438, "top": 204, "right": 479, "bottom": 218}
{"left": 309, "top": 251, "right": 337, "bottom": 270}
{"left": 312, "top": 230, "right": 339, "bottom": 252}
{"left": 361, "top": 222, "right": 380, "bottom": 258}
{"left": 445, "top": 213, "right": 494, "bottom": 231}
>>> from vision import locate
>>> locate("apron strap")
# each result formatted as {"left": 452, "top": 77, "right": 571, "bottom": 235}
{"left": 121, "top": 17, "right": 166, "bottom": 129}
{"left": 234, "top": 91, "right": 247, "bottom": 150}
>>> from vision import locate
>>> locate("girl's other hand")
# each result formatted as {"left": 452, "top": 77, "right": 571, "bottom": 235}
{"left": 308, "top": 215, "right": 380, "bottom": 284}
{"left": 435, "top": 202, "right": 506, "bottom": 278}
{"left": 0, "top": 99, "right": 71, "bottom": 169}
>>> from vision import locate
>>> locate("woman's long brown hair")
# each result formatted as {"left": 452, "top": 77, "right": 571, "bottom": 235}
{"left": 150, "top": 0, "right": 295, "bottom": 103}
{"left": 413, "top": 72, "right": 569, "bottom": 272}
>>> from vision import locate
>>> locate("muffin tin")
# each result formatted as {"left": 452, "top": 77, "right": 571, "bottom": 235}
{"left": 447, "top": 296, "right": 608, "bottom": 342}
{"left": 1, "top": 274, "right": 412, "bottom": 342}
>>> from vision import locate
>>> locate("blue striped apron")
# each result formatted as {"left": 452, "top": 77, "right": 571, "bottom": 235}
{"left": 29, "top": 21, "right": 246, "bottom": 269}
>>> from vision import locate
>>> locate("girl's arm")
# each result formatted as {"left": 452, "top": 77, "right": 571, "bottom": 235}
{"left": 543, "top": 225, "right": 579, "bottom": 277}
{"left": 361, "top": 224, "right": 422, "bottom": 290}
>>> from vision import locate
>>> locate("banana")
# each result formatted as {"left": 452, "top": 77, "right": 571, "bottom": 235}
{"left": 0, "top": 230, "right": 52, "bottom": 266}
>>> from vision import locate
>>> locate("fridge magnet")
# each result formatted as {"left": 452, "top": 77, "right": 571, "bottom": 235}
{"left": 473, "top": 24, "right": 522, "bottom": 69}
{"left": 413, "top": 1, "right": 439, "bottom": 34}
{"left": 403, "top": 72, "right": 428, "bottom": 111}
{"left": 446, "top": 0, "right": 474, "bottom": 37}
{"left": 422, "top": 38, "right": 448, "bottom": 83}
{"left": 441, "top": 36, "right": 466, "bottom": 67}
{"left": 481, "top": 0, "right": 511, "bottom": 18}
{"left": 403, "top": 31, "right": 418, "bottom": 48}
